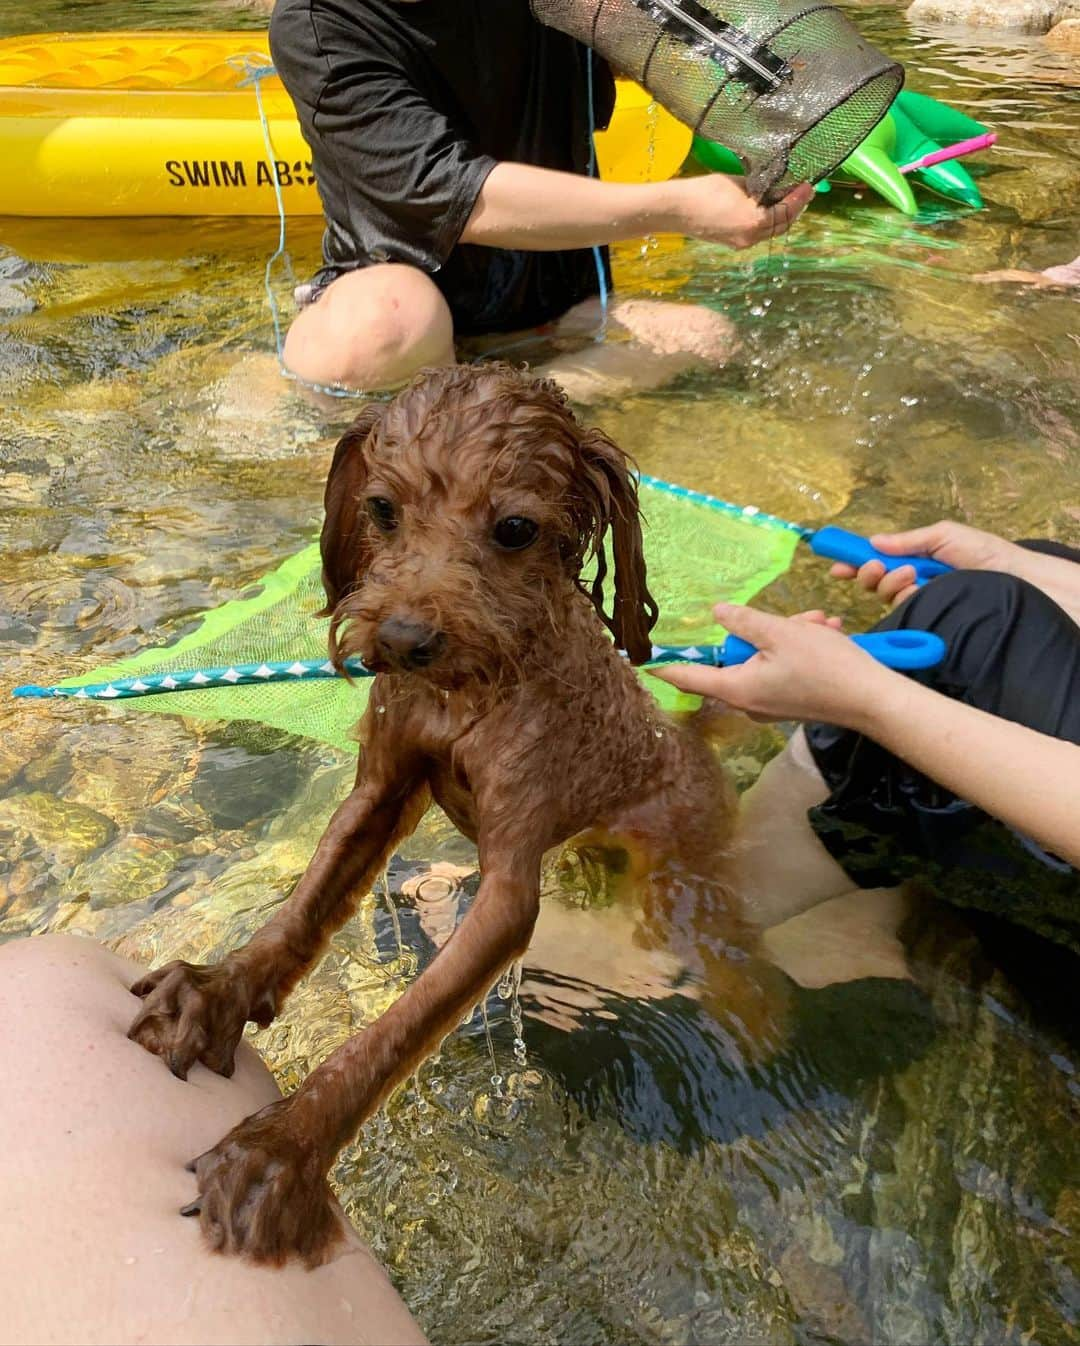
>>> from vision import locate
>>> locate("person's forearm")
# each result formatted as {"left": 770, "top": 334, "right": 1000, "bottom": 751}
{"left": 461, "top": 162, "right": 679, "bottom": 250}
{"left": 1008, "top": 547, "right": 1080, "bottom": 626}
{"left": 853, "top": 672, "right": 1080, "bottom": 867}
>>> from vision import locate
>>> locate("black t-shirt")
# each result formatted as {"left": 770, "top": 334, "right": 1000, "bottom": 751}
{"left": 269, "top": 0, "right": 616, "bottom": 334}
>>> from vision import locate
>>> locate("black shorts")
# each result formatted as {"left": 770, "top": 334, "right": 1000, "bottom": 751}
{"left": 297, "top": 244, "right": 611, "bottom": 339}
{"left": 804, "top": 542, "right": 1080, "bottom": 950}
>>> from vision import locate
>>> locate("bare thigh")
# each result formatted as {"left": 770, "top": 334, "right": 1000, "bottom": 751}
{"left": 282, "top": 263, "right": 455, "bottom": 393}
{"left": 0, "top": 934, "right": 425, "bottom": 1346}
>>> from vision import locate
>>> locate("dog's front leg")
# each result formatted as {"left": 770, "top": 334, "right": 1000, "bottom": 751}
{"left": 180, "top": 835, "right": 542, "bottom": 1266}
{"left": 128, "top": 751, "right": 429, "bottom": 1081}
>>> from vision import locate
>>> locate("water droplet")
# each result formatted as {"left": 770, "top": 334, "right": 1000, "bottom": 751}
{"left": 900, "top": 394, "right": 919, "bottom": 407}
{"left": 508, "top": 964, "right": 528, "bottom": 1068}
{"left": 376, "top": 704, "right": 386, "bottom": 714}
{"left": 748, "top": 304, "right": 766, "bottom": 317}
{"left": 654, "top": 727, "right": 663, "bottom": 738}
{"left": 481, "top": 999, "right": 502, "bottom": 1095}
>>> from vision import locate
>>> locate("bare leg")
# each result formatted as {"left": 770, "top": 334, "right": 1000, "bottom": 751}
{"left": 0, "top": 934, "right": 425, "bottom": 1346}
{"left": 733, "top": 728, "right": 912, "bottom": 989}
{"left": 761, "top": 888, "right": 912, "bottom": 989}
{"left": 536, "top": 296, "right": 739, "bottom": 405}
{"left": 973, "top": 255, "right": 1080, "bottom": 288}
{"left": 282, "top": 264, "right": 455, "bottom": 392}
{"left": 281, "top": 265, "right": 738, "bottom": 404}
{"left": 730, "top": 727, "right": 857, "bottom": 928}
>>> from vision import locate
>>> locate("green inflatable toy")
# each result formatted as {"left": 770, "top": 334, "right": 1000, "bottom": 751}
{"left": 692, "top": 90, "right": 994, "bottom": 215}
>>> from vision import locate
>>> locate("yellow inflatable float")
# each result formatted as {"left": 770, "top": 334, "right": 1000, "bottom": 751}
{"left": 0, "top": 31, "right": 691, "bottom": 218}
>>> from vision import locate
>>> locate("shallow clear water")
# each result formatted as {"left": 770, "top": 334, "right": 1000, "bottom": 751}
{"left": 1, "top": 3, "right": 1078, "bottom": 1343}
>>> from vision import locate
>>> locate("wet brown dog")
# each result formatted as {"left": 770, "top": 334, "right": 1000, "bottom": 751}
{"left": 128, "top": 363, "right": 758, "bottom": 1265}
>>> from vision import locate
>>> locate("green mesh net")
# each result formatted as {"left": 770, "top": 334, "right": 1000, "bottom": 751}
{"left": 57, "top": 482, "right": 801, "bottom": 752}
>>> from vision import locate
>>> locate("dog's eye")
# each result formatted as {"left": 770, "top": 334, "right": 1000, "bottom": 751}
{"left": 493, "top": 516, "right": 539, "bottom": 551}
{"left": 366, "top": 497, "right": 398, "bottom": 533}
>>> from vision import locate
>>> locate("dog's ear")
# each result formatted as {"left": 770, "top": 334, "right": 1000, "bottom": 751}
{"left": 317, "top": 403, "right": 384, "bottom": 616}
{"left": 571, "top": 426, "right": 659, "bottom": 665}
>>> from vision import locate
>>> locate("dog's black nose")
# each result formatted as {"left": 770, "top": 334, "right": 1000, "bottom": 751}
{"left": 375, "top": 617, "right": 445, "bottom": 670}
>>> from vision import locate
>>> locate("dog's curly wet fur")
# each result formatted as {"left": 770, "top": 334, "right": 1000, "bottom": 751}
{"left": 128, "top": 363, "right": 758, "bottom": 1265}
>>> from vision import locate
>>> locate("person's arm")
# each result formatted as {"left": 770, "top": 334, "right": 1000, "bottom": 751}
{"left": 270, "top": 2, "right": 811, "bottom": 263}
{"left": 462, "top": 163, "right": 814, "bottom": 252}
{"left": 651, "top": 604, "right": 1080, "bottom": 868}
{"left": 855, "top": 674, "right": 1080, "bottom": 868}
{"left": 831, "top": 521, "right": 1080, "bottom": 625}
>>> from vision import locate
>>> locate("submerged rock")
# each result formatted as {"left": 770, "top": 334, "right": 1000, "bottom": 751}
{"left": 850, "top": 913, "right": 1080, "bottom": 1342}
{"left": 0, "top": 792, "right": 115, "bottom": 867}
{"left": 74, "top": 835, "right": 185, "bottom": 910}
{"left": 23, "top": 719, "right": 199, "bottom": 832}
{"left": 189, "top": 727, "right": 306, "bottom": 831}
{"left": 778, "top": 1242, "right": 871, "bottom": 1343}
{"left": 593, "top": 400, "right": 856, "bottom": 522}
{"left": 985, "top": 154, "right": 1080, "bottom": 222}
{"left": 907, "top": 0, "right": 1061, "bottom": 32}
{"left": 0, "top": 740, "right": 27, "bottom": 795}
{"left": 1047, "top": 17, "right": 1080, "bottom": 46}
{"left": 0, "top": 856, "right": 51, "bottom": 927}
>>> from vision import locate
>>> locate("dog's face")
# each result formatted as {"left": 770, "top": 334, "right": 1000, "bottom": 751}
{"left": 320, "top": 364, "right": 658, "bottom": 688}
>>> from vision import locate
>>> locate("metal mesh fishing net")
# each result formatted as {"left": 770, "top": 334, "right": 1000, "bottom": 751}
{"left": 531, "top": 0, "right": 903, "bottom": 202}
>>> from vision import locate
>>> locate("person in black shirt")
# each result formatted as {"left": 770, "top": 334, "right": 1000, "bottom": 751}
{"left": 269, "top": 0, "right": 812, "bottom": 396}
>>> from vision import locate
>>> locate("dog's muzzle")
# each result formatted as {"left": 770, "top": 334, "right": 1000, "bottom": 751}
{"left": 374, "top": 616, "right": 446, "bottom": 672}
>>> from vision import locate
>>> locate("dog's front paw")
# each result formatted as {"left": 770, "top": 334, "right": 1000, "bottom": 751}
{"left": 128, "top": 960, "right": 276, "bottom": 1080}
{"left": 182, "top": 1099, "right": 344, "bottom": 1267}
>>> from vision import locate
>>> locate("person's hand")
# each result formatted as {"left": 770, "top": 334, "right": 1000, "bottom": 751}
{"left": 665, "top": 176, "right": 814, "bottom": 250}
{"left": 649, "top": 603, "right": 892, "bottom": 729}
{"left": 829, "top": 520, "right": 1019, "bottom": 608}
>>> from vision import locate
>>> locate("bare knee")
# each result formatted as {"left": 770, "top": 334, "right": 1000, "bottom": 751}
{"left": 283, "top": 264, "right": 455, "bottom": 391}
